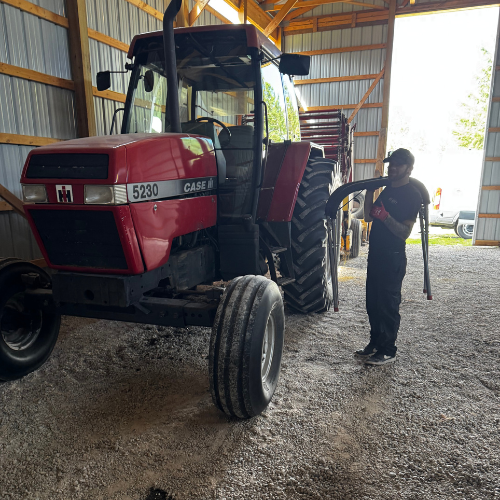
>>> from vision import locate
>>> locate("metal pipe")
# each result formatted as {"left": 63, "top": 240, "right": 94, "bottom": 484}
{"left": 163, "top": 0, "right": 182, "bottom": 133}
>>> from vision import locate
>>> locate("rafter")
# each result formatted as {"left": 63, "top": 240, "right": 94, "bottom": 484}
{"left": 266, "top": 0, "right": 385, "bottom": 11}
{"left": 264, "top": 0, "right": 298, "bottom": 35}
{"left": 189, "top": 0, "right": 211, "bottom": 25}
{"left": 348, "top": 67, "right": 385, "bottom": 123}
{"left": 284, "top": 6, "right": 316, "bottom": 20}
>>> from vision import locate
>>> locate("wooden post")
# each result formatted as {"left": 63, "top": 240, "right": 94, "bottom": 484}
{"left": 374, "top": 0, "right": 396, "bottom": 177}
{"left": 176, "top": 0, "right": 190, "bottom": 26}
{"left": 66, "top": 0, "right": 96, "bottom": 138}
{"left": 0, "top": 183, "right": 26, "bottom": 218}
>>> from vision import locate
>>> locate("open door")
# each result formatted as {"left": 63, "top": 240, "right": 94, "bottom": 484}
{"left": 475, "top": 10, "right": 500, "bottom": 246}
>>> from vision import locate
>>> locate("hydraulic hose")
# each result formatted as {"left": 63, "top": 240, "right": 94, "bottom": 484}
{"left": 325, "top": 177, "right": 432, "bottom": 312}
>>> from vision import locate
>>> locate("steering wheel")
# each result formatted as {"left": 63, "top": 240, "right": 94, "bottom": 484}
{"left": 196, "top": 117, "right": 231, "bottom": 147}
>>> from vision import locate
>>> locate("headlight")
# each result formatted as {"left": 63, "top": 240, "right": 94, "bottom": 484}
{"left": 84, "top": 185, "right": 127, "bottom": 205}
{"left": 22, "top": 184, "right": 47, "bottom": 203}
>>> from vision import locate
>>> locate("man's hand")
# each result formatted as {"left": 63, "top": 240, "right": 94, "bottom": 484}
{"left": 369, "top": 202, "right": 390, "bottom": 221}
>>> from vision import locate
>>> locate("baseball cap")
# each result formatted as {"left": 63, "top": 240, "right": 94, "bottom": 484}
{"left": 383, "top": 148, "right": 415, "bottom": 166}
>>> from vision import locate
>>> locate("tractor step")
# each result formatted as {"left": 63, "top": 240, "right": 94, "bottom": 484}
{"left": 277, "top": 277, "right": 295, "bottom": 286}
{"left": 269, "top": 246, "right": 288, "bottom": 254}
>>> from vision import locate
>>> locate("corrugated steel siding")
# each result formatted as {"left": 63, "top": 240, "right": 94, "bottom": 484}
{"left": 476, "top": 10, "right": 500, "bottom": 244}
{"left": 0, "top": 4, "right": 76, "bottom": 260}
{"left": 87, "top": 0, "right": 165, "bottom": 135}
{"left": 286, "top": 24, "right": 387, "bottom": 181}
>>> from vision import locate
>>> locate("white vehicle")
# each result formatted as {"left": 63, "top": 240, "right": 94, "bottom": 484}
{"left": 429, "top": 186, "right": 475, "bottom": 239}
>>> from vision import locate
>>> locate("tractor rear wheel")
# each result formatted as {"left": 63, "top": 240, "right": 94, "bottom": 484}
{"left": 283, "top": 157, "right": 342, "bottom": 313}
{"left": 209, "top": 275, "right": 284, "bottom": 418}
{"left": 0, "top": 259, "right": 60, "bottom": 381}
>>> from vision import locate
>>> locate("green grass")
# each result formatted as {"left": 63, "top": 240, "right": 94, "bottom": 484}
{"left": 407, "top": 234, "right": 472, "bottom": 246}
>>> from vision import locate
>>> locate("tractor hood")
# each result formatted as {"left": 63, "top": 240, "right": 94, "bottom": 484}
{"left": 21, "top": 133, "right": 217, "bottom": 186}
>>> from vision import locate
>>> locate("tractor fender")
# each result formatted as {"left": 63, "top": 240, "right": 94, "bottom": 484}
{"left": 259, "top": 142, "right": 314, "bottom": 222}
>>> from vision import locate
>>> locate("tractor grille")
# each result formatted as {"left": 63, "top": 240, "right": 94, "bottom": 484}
{"left": 30, "top": 209, "right": 128, "bottom": 270}
{"left": 26, "top": 154, "right": 109, "bottom": 179}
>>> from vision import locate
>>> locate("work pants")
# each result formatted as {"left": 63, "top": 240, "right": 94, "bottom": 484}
{"left": 365, "top": 251, "right": 407, "bottom": 356}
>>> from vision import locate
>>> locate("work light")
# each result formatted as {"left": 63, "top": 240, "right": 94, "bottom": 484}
{"left": 84, "top": 185, "right": 127, "bottom": 205}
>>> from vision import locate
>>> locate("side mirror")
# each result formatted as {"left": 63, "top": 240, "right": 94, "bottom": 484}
{"left": 144, "top": 70, "right": 155, "bottom": 93}
{"left": 279, "top": 54, "right": 310, "bottom": 76}
{"left": 96, "top": 71, "right": 111, "bottom": 91}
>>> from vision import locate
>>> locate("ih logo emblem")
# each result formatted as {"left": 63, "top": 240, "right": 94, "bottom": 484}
{"left": 56, "top": 185, "right": 73, "bottom": 203}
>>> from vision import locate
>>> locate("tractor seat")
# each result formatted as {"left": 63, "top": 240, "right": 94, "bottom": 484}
{"left": 218, "top": 126, "right": 254, "bottom": 181}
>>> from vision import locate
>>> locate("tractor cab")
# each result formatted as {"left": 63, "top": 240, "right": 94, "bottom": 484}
{"left": 103, "top": 25, "right": 306, "bottom": 217}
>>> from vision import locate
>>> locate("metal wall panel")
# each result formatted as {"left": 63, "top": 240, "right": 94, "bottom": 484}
{"left": 475, "top": 10, "right": 500, "bottom": 244}
{"left": 0, "top": 145, "right": 43, "bottom": 260}
{"left": 285, "top": 24, "right": 387, "bottom": 181}
{"left": 0, "top": 4, "right": 76, "bottom": 259}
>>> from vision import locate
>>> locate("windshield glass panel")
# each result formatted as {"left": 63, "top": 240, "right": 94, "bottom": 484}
{"left": 127, "top": 49, "right": 167, "bottom": 134}
{"left": 261, "top": 60, "right": 286, "bottom": 143}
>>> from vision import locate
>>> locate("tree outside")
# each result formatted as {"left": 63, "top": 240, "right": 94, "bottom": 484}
{"left": 452, "top": 48, "right": 493, "bottom": 150}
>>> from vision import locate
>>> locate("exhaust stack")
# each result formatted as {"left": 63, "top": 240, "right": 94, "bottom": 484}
{"left": 163, "top": 0, "right": 182, "bottom": 133}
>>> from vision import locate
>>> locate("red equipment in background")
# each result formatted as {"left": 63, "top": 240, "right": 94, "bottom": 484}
{"left": 299, "top": 110, "right": 354, "bottom": 183}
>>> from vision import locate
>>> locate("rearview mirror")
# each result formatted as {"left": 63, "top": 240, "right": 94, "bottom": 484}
{"left": 279, "top": 54, "right": 310, "bottom": 76}
{"left": 96, "top": 71, "right": 111, "bottom": 91}
{"left": 144, "top": 70, "right": 155, "bottom": 92}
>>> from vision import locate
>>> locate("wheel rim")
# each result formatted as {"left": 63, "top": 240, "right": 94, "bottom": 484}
{"left": 261, "top": 314, "right": 275, "bottom": 383}
{"left": 1, "top": 292, "right": 42, "bottom": 351}
{"left": 463, "top": 224, "right": 474, "bottom": 236}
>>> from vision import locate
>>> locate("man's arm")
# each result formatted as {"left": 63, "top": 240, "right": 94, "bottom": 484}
{"left": 369, "top": 202, "right": 414, "bottom": 241}
{"left": 364, "top": 190, "right": 375, "bottom": 222}
{"left": 383, "top": 216, "right": 414, "bottom": 241}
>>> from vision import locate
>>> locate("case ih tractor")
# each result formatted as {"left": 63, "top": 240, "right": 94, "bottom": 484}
{"left": 0, "top": 0, "right": 347, "bottom": 419}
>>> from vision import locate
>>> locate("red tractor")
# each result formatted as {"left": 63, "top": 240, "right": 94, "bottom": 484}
{"left": 0, "top": 0, "right": 345, "bottom": 418}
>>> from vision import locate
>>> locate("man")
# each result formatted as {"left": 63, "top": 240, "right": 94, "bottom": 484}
{"left": 356, "top": 148, "right": 422, "bottom": 366}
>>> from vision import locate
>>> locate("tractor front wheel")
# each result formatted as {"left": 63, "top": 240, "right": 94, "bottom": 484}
{"left": 209, "top": 275, "right": 284, "bottom": 418}
{"left": 283, "top": 157, "right": 342, "bottom": 313}
{"left": 0, "top": 259, "right": 61, "bottom": 381}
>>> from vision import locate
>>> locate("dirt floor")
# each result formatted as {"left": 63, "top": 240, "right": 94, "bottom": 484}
{"left": 1, "top": 243, "right": 499, "bottom": 500}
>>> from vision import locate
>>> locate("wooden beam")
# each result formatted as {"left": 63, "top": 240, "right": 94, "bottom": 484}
{"left": 284, "top": 0, "right": 500, "bottom": 35}
{"left": 294, "top": 73, "right": 382, "bottom": 85}
{"left": 285, "top": 6, "right": 316, "bottom": 21}
{"left": 264, "top": 0, "right": 298, "bottom": 34}
{"left": 474, "top": 240, "right": 500, "bottom": 246}
{"left": 481, "top": 185, "right": 500, "bottom": 190}
{"left": 354, "top": 159, "right": 377, "bottom": 163}
{"left": 0, "top": 62, "right": 75, "bottom": 90}
{"left": 354, "top": 131, "right": 380, "bottom": 136}
{"left": 293, "top": 43, "right": 386, "bottom": 56}
{"left": 222, "top": 0, "right": 279, "bottom": 41}
{"left": 176, "top": 0, "right": 190, "bottom": 27}
{"left": 300, "top": 103, "right": 382, "bottom": 111}
{"left": 478, "top": 213, "right": 500, "bottom": 218}
{"left": 0, "top": 183, "right": 25, "bottom": 218}
{"left": 270, "top": 0, "right": 386, "bottom": 11}
{"left": 87, "top": 28, "right": 129, "bottom": 53}
{"left": 488, "top": 127, "right": 500, "bottom": 133}
{"left": 189, "top": 0, "right": 210, "bottom": 25}
{"left": 0, "top": 201, "right": 14, "bottom": 212}
{"left": 348, "top": 67, "right": 385, "bottom": 123}
{"left": 92, "top": 87, "right": 127, "bottom": 103}
{"left": 66, "top": 0, "right": 96, "bottom": 138}
{"left": 0, "top": 133, "right": 62, "bottom": 146}
{"left": 485, "top": 157, "right": 500, "bottom": 161}
{"left": 206, "top": 4, "right": 232, "bottom": 23}
{"left": 0, "top": 0, "right": 68, "bottom": 27}
{"left": 396, "top": 0, "right": 500, "bottom": 18}
{"left": 30, "top": 258, "right": 47, "bottom": 267}
{"left": 238, "top": 0, "right": 248, "bottom": 23}
{"left": 124, "top": 0, "right": 164, "bottom": 21}
{"left": 375, "top": 0, "right": 395, "bottom": 177}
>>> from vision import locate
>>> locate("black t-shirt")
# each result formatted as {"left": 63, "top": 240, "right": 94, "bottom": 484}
{"left": 369, "top": 182, "right": 422, "bottom": 255}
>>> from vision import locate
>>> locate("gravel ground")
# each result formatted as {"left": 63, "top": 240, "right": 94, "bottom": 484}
{"left": 0, "top": 244, "right": 499, "bottom": 500}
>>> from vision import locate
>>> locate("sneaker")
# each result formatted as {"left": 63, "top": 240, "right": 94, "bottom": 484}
{"left": 365, "top": 352, "right": 396, "bottom": 366}
{"left": 354, "top": 344, "right": 377, "bottom": 358}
